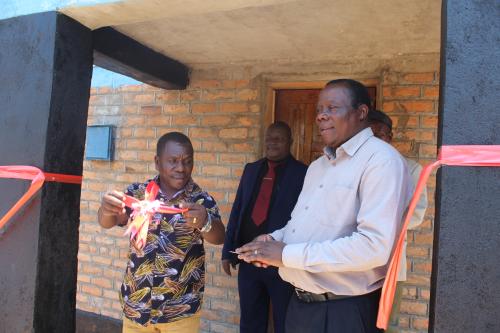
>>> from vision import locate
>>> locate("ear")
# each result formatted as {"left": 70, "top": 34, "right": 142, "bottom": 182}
{"left": 358, "top": 104, "right": 370, "bottom": 121}
{"left": 154, "top": 155, "right": 160, "bottom": 171}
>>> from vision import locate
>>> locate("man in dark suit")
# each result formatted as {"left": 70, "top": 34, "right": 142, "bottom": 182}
{"left": 221, "top": 121, "right": 307, "bottom": 333}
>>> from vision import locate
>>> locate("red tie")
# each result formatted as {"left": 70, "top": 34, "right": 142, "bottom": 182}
{"left": 251, "top": 161, "right": 278, "bottom": 226}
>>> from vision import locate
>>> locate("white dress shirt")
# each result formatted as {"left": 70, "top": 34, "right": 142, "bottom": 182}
{"left": 270, "top": 127, "right": 413, "bottom": 296}
{"left": 398, "top": 158, "right": 428, "bottom": 281}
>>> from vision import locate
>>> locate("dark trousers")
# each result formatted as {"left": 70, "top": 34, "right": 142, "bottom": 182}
{"left": 285, "top": 289, "right": 384, "bottom": 333}
{"left": 238, "top": 262, "right": 293, "bottom": 333}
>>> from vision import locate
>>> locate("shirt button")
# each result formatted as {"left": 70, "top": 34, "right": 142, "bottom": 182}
{"left": 319, "top": 184, "right": 323, "bottom": 188}
{"left": 292, "top": 229, "right": 296, "bottom": 233}
{"left": 305, "top": 206, "right": 309, "bottom": 210}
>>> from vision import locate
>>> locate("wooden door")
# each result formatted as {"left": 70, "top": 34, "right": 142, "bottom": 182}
{"left": 275, "top": 87, "right": 376, "bottom": 165}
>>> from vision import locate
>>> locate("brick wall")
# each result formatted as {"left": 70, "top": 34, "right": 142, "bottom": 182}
{"left": 77, "top": 67, "right": 439, "bottom": 332}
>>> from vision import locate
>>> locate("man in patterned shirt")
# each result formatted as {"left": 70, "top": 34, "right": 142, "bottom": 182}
{"left": 98, "top": 132, "right": 225, "bottom": 333}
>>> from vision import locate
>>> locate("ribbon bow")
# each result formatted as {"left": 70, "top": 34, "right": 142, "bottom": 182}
{"left": 123, "top": 181, "right": 187, "bottom": 250}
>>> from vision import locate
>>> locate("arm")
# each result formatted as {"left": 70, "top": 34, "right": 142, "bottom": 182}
{"left": 282, "top": 157, "right": 410, "bottom": 273}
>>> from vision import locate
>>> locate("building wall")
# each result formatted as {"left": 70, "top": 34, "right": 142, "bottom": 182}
{"left": 77, "top": 55, "right": 439, "bottom": 333}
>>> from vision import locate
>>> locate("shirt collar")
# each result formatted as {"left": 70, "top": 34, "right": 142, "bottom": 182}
{"left": 153, "top": 175, "right": 195, "bottom": 200}
{"left": 323, "top": 127, "right": 374, "bottom": 159}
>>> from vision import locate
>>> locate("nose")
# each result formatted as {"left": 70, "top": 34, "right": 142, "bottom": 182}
{"left": 173, "top": 160, "right": 185, "bottom": 172}
{"left": 316, "top": 109, "right": 329, "bottom": 122}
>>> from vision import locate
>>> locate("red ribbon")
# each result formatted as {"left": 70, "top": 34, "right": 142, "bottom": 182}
{"left": 0, "top": 165, "right": 82, "bottom": 230}
{"left": 377, "top": 145, "right": 500, "bottom": 329}
{"left": 123, "top": 181, "right": 187, "bottom": 250}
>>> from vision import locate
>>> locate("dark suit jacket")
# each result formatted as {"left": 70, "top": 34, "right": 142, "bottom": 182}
{"left": 222, "top": 156, "right": 307, "bottom": 262}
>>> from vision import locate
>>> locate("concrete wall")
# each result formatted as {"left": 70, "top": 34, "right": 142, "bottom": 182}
{"left": 76, "top": 53, "right": 440, "bottom": 332}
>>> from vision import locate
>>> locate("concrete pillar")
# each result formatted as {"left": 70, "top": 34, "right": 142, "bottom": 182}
{"left": 0, "top": 12, "right": 92, "bottom": 332}
{"left": 431, "top": 1, "right": 500, "bottom": 332}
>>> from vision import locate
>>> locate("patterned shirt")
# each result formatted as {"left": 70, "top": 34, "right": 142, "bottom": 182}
{"left": 120, "top": 175, "right": 220, "bottom": 326}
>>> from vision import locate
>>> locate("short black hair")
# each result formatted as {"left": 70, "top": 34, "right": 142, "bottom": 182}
{"left": 156, "top": 132, "right": 193, "bottom": 156}
{"left": 267, "top": 121, "right": 292, "bottom": 141}
{"left": 368, "top": 109, "right": 393, "bottom": 130}
{"left": 325, "top": 79, "right": 372, "bottom": 109}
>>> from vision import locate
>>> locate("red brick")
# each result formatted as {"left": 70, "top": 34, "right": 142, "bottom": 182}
{"left": 121, "top": 105, "right": 138, "bottom": 114}
{"left": 421, "top": 115, "right": 438, "bottom": 128}
{"left": 420, "top": 288, "right": 431, "bottom": 300}
{"left": 156, "top": 91, "right": 179, "bottom": 102}
{"left": 123, "top": 115, "right": 145, "bottom": 126}
{"left": 202, "top": 90, "right": 234, "bottom": 101}
{"left": 123, "top": 93, "right": 154, "bottom": 104}
{"left": 81, "top": 284, "right": 102, "bottom": 296}
{"left": 201, "top": 115, "right": 232, "bottom": 126}
{"left": 402, "top": 73, "right": 435, "bottom": 84}
{"left": 383, "top": 86, "right": 421, "bottom": 98}
{"left": 222, "top": 80, "right": 250, "bottom": 89}
{"left": 190, "top": 80, "right": 222, "bottom": 89}
{"left": 217, "top": 178, "right": 240, "bottom": 189}
{"left": 146, "top": 115, "right": 171, "bottom": 126}
{"left": 190, "top": 128, "right": 218, "bottom": 139}
{"left": 163, "top": 104, "right": 189, "bottom": 114}
{"left": 219, "top": 153, "right": 246, "bottom": 164}
{"left": 93, "top": 256, "right": 113, "bottom": 265}
{"left": 236, "top": 89, "right": 258, "bottom": 101}
{"left": 234, "top": 116, "right": 258, "bottom": 126}
{"left": 172, "top": 115, "right": 199, "bottom": 126}
{"left": 414, "top": 232, "right": 434, "bottom": 245}
{"left": 78, "top": 274, "right": 91, "bottom": 283}
{"left": 93, "top": 277, "right": 113, "bottom": 289}
{"left": 141, "top": 105, "right": 161, "bottom": 115}
{"left": 419, "top": 144, "right": 436, "bottom": 158}
{"left": 406, "top": 246, "right": 429, "bottom": 258}
{"left": 220, "top": 103, "right": 248, "bottom": 113}
{"left": 400, "top": 300, "right": 428, "bottom": 315}
{"left": 134, "top": 127, "right": 156, "bottom": 138}
{"left": 204, "top": 166, "right": 231, "bottom": 177}
{"left": 126, "top": 139, "right": 148, "bottom": 150}
{"left": 391, "top": 115, "right": 419, "bottom": 129}
{"left": 412, "top": 317, "right": 429, "bottom": 330}
{"left": 229, "top": 143, "right": 256, "bottom": 153}
{"left": 192, "top": 103, "right": 217, "bottom": 114}
{"left": 118, "top": 85, "right": 142, "bottom": 92}
{"left": 413, "top": 261, "right": 433, "bottom": 274}
{"left": 406, "top": 273, "right": 431, "bottom": 286}
{"left": 196, "top": 152, "right": 217, "bottom": 163}
{"left": 180, "top": 90, "right": 200, "bottom": 101}
{"left": 219, "top": 128, "right": 248, "bottom": 139}
{"left": 202, "top": 141, "right": 229, "bottom": 152}
{"left": 423, "top": 86, "right": 439, "bottom": 98}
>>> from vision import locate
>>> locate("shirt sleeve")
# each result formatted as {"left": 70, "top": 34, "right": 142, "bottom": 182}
{"left": 407, "top": 162, "right": 428, "bottom": 230}
{"left": 282, "top": 157, "right": 410, "bottom": 273}
{"left": 270, "top": 227, "right": 286, "bottom": 242}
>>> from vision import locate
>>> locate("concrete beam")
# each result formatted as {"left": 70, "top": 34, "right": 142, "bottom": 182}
{"left": 93, "top": 27, "right": 189, "bottom": 89}
{"left": 0, "top": 12, "right": 92, "bottom": 332}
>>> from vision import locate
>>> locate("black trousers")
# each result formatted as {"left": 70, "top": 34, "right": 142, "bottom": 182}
{"left": 285, "top": 289, "right": 384, "bottom": 333}
{"left": 238, "top": 262, "right": 293, "bottom": 333}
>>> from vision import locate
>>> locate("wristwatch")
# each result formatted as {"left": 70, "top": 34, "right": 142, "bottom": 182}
{"left": 200, "top": 209, "right": 213, "bottom": 233}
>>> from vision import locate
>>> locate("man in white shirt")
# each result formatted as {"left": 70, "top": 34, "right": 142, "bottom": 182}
{"left": 368, "top": 109, "right": 428, "bottom": 332}
{"left": 236, "top": 79, "right": 413, "bottom": 332}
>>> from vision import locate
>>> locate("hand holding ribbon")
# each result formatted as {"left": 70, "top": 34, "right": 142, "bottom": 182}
{"left": 123, "top": 181, "right": 187, "bottom": 250}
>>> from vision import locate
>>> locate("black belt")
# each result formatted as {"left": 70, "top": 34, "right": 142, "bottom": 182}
{"left": 294, "top": 288, "right": 351, "bottom": 303}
